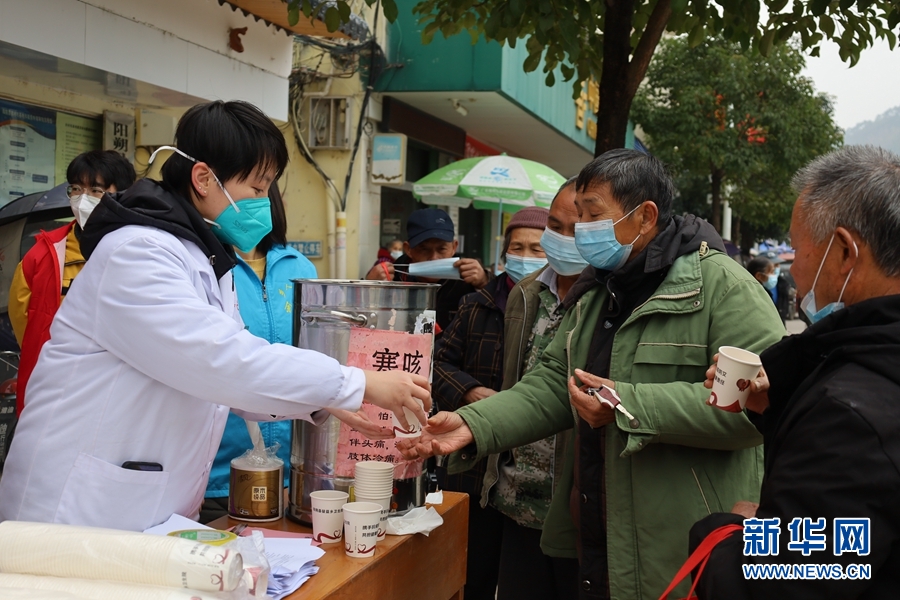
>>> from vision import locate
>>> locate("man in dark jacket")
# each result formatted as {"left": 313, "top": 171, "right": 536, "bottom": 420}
{"left": 691, "top": 145, "right": 900, "bottom": 599}
{"left": 433, "top": 206, "right": 549, "bottom": 600}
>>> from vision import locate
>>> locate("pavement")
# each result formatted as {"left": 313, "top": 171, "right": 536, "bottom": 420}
{"left": 786, "top": 319, "right": 807, "bottom": 335}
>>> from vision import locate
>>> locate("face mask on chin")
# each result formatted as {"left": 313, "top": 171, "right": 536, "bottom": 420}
{"left": 799, "top": 233, "right": 856, "bottom": 324}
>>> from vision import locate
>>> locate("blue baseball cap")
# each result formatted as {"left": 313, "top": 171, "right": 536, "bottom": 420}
{"left": 407, "top": 208, "right": 455, "bottom": 249}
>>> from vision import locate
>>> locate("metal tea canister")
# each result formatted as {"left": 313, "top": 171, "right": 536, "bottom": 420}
{"left": 228, "top": 455, "right": 284, "bottom": 522}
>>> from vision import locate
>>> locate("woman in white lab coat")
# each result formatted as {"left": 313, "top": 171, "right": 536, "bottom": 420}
{"left": 0, "top": 101, "right": 429, "bottom": 532}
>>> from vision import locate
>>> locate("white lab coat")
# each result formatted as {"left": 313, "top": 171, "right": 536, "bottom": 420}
{"left": 0, "top": 225, "right": 364, "bottom": 531}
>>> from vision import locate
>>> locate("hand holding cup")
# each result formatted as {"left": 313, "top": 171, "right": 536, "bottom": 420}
{"left": 705, "top": 347, "right": 769, "bottom": 414}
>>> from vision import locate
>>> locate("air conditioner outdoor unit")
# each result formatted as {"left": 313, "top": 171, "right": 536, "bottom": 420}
{"left": 308, "top": 97, "right": 352, "bottom": 150}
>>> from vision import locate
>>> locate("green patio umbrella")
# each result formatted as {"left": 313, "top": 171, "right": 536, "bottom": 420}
{"left": 412, "top": 155, "right": 566, "bottom": 269}
{"left": 412, "top": 155, "right": 566, "bottom": 210}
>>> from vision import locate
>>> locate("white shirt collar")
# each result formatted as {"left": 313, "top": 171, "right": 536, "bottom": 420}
{"left": 537, "top": 267, "right": 561, "bottom": 302}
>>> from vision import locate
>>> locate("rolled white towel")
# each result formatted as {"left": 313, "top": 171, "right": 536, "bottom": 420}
{"left": 0, "top": 521, "right": 243, "bottom": 592}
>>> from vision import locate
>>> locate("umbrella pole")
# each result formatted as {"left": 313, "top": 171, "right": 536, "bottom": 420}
{"left": 493, "top": 199, "right": 503, "bottom": 275}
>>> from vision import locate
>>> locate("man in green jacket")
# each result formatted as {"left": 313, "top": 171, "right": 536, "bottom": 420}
{"left": 400, "top": 149, "right": 786, "bottom": 600}
{"left": 487, "top": 177, "right": 584, "bottom": 600}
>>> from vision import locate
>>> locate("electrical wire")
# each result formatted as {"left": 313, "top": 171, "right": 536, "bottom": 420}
{"left": 339, "top": 0, "right": 383, "bottom": 212}
{"left": 287, "top": 0, "right": 389, "bottom": 212}
{"left": 288, "top": 88, "right": 343, "bottom": 211}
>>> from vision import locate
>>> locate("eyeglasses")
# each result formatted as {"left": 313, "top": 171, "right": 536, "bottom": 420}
{"left": 66, "top": 185, "right": 107, "bottom": 199}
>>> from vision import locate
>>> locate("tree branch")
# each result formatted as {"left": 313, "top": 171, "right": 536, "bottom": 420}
{"left": 626, "top": 0, "right": 672, "bottom": 99}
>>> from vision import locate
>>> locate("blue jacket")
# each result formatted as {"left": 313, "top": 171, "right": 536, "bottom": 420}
{"left": 205, "top": 245, "right": 317, "bottom": 497}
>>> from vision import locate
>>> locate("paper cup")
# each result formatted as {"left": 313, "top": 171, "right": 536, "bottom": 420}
{"left": 353, "top": 483, "right": 392, "bottom": 495}
{"left": 355, "top": 461, "right": 394, "bottom": 475}
{"left": 707, "top": 346, "right": 763, "bottom": 412}
{"left": 391, "top": 399, "right": 424, "bottom": 438}
{"left": 354, "top": 495, "right": 391, "bottom": 540}
{"left": 343, "top": 502, "right": 382, "bottom": 558}
{"left": 310, "top": 490, "right": 349, "bottom": 544}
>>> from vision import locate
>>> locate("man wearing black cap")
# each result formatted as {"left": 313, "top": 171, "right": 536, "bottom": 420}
{"left": 366, "top": 208, "right": 490, "bottom": 331}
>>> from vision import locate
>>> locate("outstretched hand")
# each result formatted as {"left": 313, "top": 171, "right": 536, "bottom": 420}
{"left": 704, "top": 353, "right": 770, "bottom": 414}
{"left": 363, "top": 370, "right": 432, "bottom": 431}
{"left": 396, "top": 411, "right": 474, "bottom": 460}
{"left": 327, "top": 408, "right": 394, "bottom": 439}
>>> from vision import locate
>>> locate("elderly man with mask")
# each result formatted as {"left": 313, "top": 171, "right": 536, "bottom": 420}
{"left": 400, "top": 149, "right": 785, "bottom": 600}
{"left": 485, "top": 176, "right": 585, "bottom": 600}
{"left": 689, "top": 145, "right": 900, "bottom": 599}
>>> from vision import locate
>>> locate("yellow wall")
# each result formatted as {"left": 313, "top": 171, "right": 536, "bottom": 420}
{"left": 282, "top": 29, "right": 382, "bottom": 279}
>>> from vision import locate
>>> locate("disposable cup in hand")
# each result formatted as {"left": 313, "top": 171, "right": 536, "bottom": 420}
{"left": 343, "top": 502, "right": 383, "bottom": 558}
{"left": 391, "top": 399, "right": 424, "bottom": 438}
{"left": 310, "top": 490, "right": 349, "bottom": 544}
{"left": 354, "top": 495, "right": 391, "bottom": 540}
{"left": 707, "top": 346, "right": 762, "bottom": 412}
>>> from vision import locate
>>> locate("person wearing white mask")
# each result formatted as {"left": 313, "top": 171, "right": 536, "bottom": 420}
{"left": 8, "top": 150, "right": 136, "bottom": 416}
{"left": 483, "top": 177, "right": 585, "bottom": 600}
{"left": 398, "top": 149, "right": 784, "bottom": 600}
{"left": 432, "top": 205, "right": 549, "bottom": 600}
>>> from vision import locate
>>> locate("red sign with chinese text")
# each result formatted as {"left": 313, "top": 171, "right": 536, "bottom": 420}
{"left": 335, "top": 329, "right": 433, "bottom": 479}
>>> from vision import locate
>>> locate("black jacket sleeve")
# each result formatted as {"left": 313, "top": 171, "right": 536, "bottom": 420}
{"left": 692, "top": 388, "right": 900, "bottom": 600}
{"left": 432, "top": 302, "right": 482, "bottom": 412}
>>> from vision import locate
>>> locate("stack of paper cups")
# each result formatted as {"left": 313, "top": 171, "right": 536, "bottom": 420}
{"left": 353, "top": 461, "right": 394, "bottom": 540}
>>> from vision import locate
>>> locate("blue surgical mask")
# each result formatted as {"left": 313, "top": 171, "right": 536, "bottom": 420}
{"left": 763, "top": 274, "right": 778, "bottom": 290}
{"left": 574, "top": 205, "right": 641, "bottom": 271}
{"left": 390, "top": 250, "right": 403, "bottom": 260}
{"left": 148, "top": 146, "right": 273, "bottom": 253}
{"left": 800, "top": 233, "right": 855, "bottom": 324}
{"left": 504, "top": 254, "right": 547, "bottom": 283}
{"left": 540, "top": 228, "right": 588, "bottom": 276}
{"left": 406, "top": 258, "right": 462, "bottom": 280}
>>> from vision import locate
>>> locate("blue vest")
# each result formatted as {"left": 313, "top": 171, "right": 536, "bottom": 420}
{"left": 205, "top": 245, "right": 317, "bottom": 497}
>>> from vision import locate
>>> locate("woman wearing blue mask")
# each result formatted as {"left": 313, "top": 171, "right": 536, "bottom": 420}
{"left": 0, "top": 101, "right": 430, "bottom": 532}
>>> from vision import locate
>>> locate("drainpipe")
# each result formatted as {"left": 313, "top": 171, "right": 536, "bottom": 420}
{"left": 335, "top": 210, "right": 347, "bottom": 279}
{"left": 326, "top": 197, "right": 337, "bottom": 279}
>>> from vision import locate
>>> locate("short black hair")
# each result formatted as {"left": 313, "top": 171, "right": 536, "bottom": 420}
{"left": 575, "top": 148, "right": 674, "bottom": 224}
{"left": 746, "top": 256, "right": 772, "bottom": 277}
{"left": 256, "top": 181, "right": 288, "bottom": 254}
{"left": 161, "top": 101, "right": 288, "bottom": 201}
{"left": 66, "top": 150, "right": 136, "bottom": 190}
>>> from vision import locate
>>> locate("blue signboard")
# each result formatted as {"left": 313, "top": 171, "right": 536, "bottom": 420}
{"left": 289, "top": 240, "right": 323, "bottom": 259}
